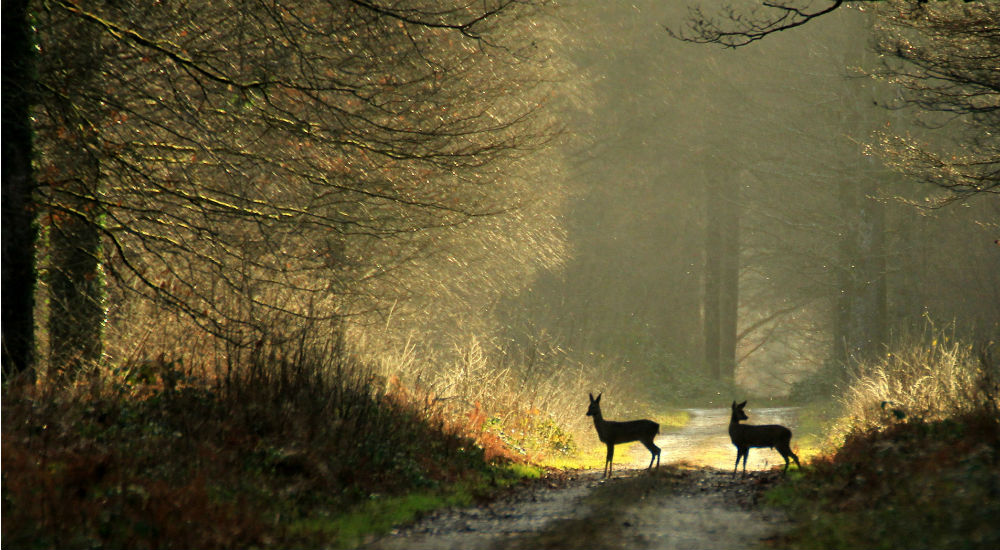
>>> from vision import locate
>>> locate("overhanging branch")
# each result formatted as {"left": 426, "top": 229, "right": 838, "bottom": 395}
{"left": 666, "top": 1, "right": 850, "bottom": 48}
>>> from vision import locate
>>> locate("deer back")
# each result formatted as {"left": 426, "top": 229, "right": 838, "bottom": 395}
{"left": 729, "top": 422, "right": 792, "bottom": 448}
{"left": 598, "top": 418, "right": 659, "bottom": 445}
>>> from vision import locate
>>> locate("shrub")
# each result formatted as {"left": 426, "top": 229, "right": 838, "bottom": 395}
{"left": 769, "top": 408, "right": 1000, "bottom": 549}
{"left": 831, "top": 326, "right": 998, "bottom": 445}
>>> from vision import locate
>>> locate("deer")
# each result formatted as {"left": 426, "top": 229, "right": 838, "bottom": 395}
{"left": 586, "top": 393, "right": 661, "bottom": 478}
{"left": 728, "top": 400, "right": 801, "bottom": 477}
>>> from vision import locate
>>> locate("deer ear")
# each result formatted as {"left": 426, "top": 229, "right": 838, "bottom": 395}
{"left": 738, "top": 400, "right": 747, "bottom": 407}
{"left": 589, "top": 393, "right": 594, "bottom": 402}
{"left": 596, "top": 393, "right": 602, "bottom": 402}
{"left": 732, "top": 401, "right": 737, "bottom": 408}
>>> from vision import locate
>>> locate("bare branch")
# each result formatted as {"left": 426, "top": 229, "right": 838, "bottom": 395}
{"left": 666, "top": 1, "right": 850, "bottom": 48}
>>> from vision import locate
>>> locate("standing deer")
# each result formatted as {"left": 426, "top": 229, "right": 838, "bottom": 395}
{"left": 728, "top": 400, "right": 801, "bottom": 476}
{"left": 586, "top": 393, "right": 660, "bottom": 477}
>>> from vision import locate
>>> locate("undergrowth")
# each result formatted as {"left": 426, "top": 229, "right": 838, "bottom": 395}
{"left": 768, "top": 409, "right": 1000, "bottom": 549}
{"left": 832, "top": 326, "right": 998, "bottom": 445}
{"left": 1, "top": 343, "right": 547, "bottom": 549}
{"left": 356, "top": 331, "right": 678, "bottom": 465}
{"left": 767, "top": 335, "right": 1000, "bottom": 549}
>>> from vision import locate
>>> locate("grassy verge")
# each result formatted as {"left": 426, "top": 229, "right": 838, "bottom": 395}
{"left": 286, "top": 463, "right": 541, "bottom": 548}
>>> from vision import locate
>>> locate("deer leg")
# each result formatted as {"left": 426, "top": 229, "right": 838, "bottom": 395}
{"left": 733, "top": 449, "right": 743, "bottom": 477}
{"left": 778, "top": 443, "right": 800, "bottom": 473}
{"left": 642, "top": 439, "right": 660, "bottom": 470}
{"left": 742, "top": 449, "right": 750, "bottom": 476}
{"left": 605, "top": 444, "right": 614, "bottom": 478}
{"left": 789, "top": 449, "right": 801, "bottom": 470}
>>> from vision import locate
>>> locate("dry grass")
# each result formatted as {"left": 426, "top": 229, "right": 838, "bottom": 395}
{"left": 1, "top": 336, "right": 521, "bottom": 548}
{"left": 766, "top": 327, "right": 1000, "bottom": 549}
{"left": 353, "top": 329, "right": 650, "bottom": 463}
{"left": 5, "top": 308, "right": 654, "bottom": 547}
{"left": 831, "top": 326, "right": 998, "bottom": 445}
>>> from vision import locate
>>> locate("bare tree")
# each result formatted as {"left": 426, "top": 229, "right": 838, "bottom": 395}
{"left": 24, "top": 0, "right": 569, "bottom": 379}
{"left": 669, "top": 0, "right": 998, "bottom": 386}
{"left": 669, "top": 1, "right": 998, "bottom": 201}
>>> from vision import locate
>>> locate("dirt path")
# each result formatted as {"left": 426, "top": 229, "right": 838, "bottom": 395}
{"left": 365, "top": 407, "right": 799, "bottom": 550}
{"left": 365, "top": 467, "right": 792, "bottom": 550}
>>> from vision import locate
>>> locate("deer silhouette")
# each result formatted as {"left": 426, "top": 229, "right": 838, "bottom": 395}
{"left": 586, "top": 393, "right": 660, "bottom": 477}
{"left": 728, "top": 400, "right": 801, "bottom": 476}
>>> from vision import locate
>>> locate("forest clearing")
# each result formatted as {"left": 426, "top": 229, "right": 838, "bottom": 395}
{"left": 3, "top": 1, "right": 999, "bottom": 548}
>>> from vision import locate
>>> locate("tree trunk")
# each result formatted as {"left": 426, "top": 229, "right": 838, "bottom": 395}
{"left": 833, "top": 177, "right": 887, "bottom": 368}
{"left": 718, "top": 179, "right": 741, "bottom": 381}
{"left": 2, "top": 0, "right": 38, "bottom": 381}
{"left": 832, "top": 179, "right": 856, "bottom": 368}
{"left": 703, "top": 179, "right": 723, "bottom": 380}
{"left": 43, "top": 11, "right": 106, "bottom": 381}
{"left": 833, "top": 32, "right": 888, "bottom": 370}
{"left": 703, "top": 171, "right": 741, "bottom": 381}
{"left": 848, "top": 187, "right": 887, "bottom": 362}
{"left": 47, "top": 154, "right": 105, "bottom": 380}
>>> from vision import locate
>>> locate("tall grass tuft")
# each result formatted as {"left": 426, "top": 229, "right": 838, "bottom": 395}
{"left": 832, "top": 323, "right": 998, "bottom": 445}
{"left": 766, "top": 325, "right": 1000, "bottom": 549}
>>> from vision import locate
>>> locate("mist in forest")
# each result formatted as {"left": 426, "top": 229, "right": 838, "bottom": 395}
{"left": 7, "top": 1, "right": 998, "bottom": 406}
{"left": 496, "top": 1, "right": 1000, "bottom": 401}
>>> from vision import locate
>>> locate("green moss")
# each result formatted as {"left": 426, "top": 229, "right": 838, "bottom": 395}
{"left": 501, "top": 462, "right": 543, "bottom": 481}
{"left": 288, "top": 491, "right": 469, "bottom": 548}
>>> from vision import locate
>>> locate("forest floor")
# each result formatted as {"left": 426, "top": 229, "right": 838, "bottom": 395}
{"left": 369, "top": 404, "right": 1000, "bottom": 550}
{"left": 366, "top": 465, "right": 791, "bottom": 550}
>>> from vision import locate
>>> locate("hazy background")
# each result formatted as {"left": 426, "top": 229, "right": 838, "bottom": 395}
{"left": 497, "top": 2, "right": 1000, "bottom": 402}
{"left": 16, "top": 0, "right": 999, "bottom": 407}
